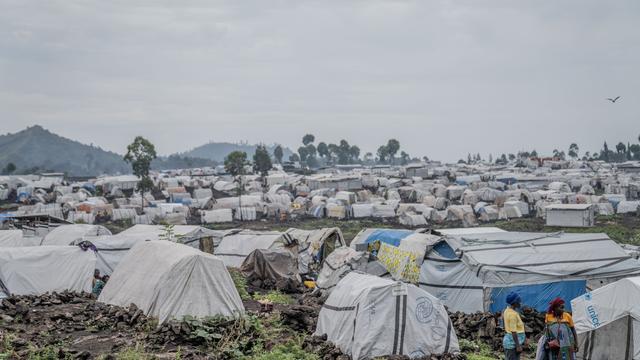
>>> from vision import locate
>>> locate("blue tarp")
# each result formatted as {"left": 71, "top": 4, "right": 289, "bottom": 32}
{"left": 364, "top": 229, "right": 414, "bottom": 247}
{"left": 489, "top": 280, "right": 586, "bottom": 313}
{"left": 496, "top": 177, "right": 517, "bottom": 185}
{"left": 82, "top": 183, "right": 96, "bottom": 193}
{"left": 432, "top": 241, "right": 458, "bottom": 259}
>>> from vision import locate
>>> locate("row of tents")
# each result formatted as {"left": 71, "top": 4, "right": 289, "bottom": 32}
{"left": 2, "top": 221, "right": 640, "bottom": 358}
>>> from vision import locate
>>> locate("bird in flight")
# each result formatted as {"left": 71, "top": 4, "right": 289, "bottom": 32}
{"left": 606, "top": 96, "right": 621, "bottom": 103}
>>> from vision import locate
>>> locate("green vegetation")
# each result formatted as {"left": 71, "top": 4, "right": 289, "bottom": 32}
{"left": 251, "top": 341, "right": 318, "bottom": 360}
{"left": 113, "top": 344, "right": 149, "bottom": 360}
{"left": 228, "top": 268, "right": 251, "bottom": 300}
{"left": 252, "top": 291, "right": 294, "bottom": 305}
{"left": 458, "top": 339, "right": 497, "bottom": 359}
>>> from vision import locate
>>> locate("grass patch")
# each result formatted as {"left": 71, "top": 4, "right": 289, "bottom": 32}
{"left": 228, "top": 268, "right": 251, "bottom": 301}
{"left": 114, "top": 344, "right": 149, "bottom": 360}
{"left": 251, "top": 341, "right": 318, "bottom": 360}
{"left": 252, "top": 290, "right": 294, "bottom": 305}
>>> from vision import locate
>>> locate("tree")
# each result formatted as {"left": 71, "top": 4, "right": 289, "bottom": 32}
{"left": 630, "top": 144, "right": 640, "bottom": 160}
{"left": 302, "top": 134, "right": 315, "bottom": 146}
{"left": 273, "top": 145, "right": 284, "bottom": 164}
{"left": 364, "top": 152, "right": 374, "bottom": 164}
{"left": 2, "top": 163, "right": 16, "bottom": 175}
{"left": 289, "top": 154, "right": 300, "bottom": 162}
{"left": 349, "top": 145, "right": 360, "bottom": 162}
{"left": 124, "top": 136, "right": 157, "bottom": 212}
{"left": 253, "top": 145, "right": 272, "bottom": 177}
{"left": 530, "top": 150, "right": 538, "bottom": 157}
{"left": 568, "top": 143, "right": 579, "bottom": 159}
{"left": 400, "top": 151, "right": 410, "bottom": 165}
{"left": 386, "top": 139, "right": 400, "bottom": 164}
{"left": 552, "top": 149, "right": 560, "bottom": 158}
{"left": 224, "top": 151, "right": 249, "bottom": 177}
{"left": 377, "top": 145, "right": 388, "bottom": 164}
{"left": 488, "top": 154, "right": 493, "bottom": 163}
{"left": 317, "top": 142, "right": 329, "bottom": 159}
{"left": 616, "top": 142, "right": 626, "bottom": 154}
{"left": 500, "top": 154, "right": 507, "bottom": 164}
{"left": 467, "top": 153, "right": 472, "bottom": 164}
{"left": 297, "top": 146, "right": 309, "bottom": 163}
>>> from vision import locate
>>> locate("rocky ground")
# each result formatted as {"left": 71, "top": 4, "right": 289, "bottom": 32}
{"left": 0, "top": 268, "right": 550, "bottom": 360}
{"left": 0, "top": 284, "right": 496, "bottom": 359}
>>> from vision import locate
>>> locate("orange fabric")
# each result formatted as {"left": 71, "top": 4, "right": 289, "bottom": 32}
{"left": 545, "top": 312, "right": 574, "bottom": 327}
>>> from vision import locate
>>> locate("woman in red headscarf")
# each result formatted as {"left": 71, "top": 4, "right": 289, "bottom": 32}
{"left": 542, "top": 297, "right": 579, "bottom": 360}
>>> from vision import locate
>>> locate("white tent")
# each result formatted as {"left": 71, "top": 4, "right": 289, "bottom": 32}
{"left": 0, "top": 246, "right": 95, "bottom": 297}
{"left": 0, "top": 230, "right": 41, "bottom": 247}
{"left": 315, "top": 272, "right": 459, "bottom": 359}
{"left": 571, "top": 277, "right": 640, "bottom": 359}
{"left": 214, "top": 230, "right": 292, "bottom": 268}
{"left": 86, "top": 225, "right": 225, "bottom": 274}
{"left": 99, "top": 241, "right": 244, "bottom": 324}
{"left": 39, "top": 224, "right": 112, "bottom": 246}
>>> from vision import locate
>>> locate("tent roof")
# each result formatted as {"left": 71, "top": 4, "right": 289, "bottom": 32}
{"left": 571, "top": 276, "right": 640, "bottom": 334}
{"left": 214, "top": 230, "right": 288, "bottom": 268}
{"left": 444, "top": 232, "right": 640, "bottom": 285}
{"left": 0, "top": 246, "right": 95, "bottom": 296}
{"left": 99, "top": 241, "right": 244, "bottom": 323}
{"left": 40, "top": 224, "right": 112, "bottom": 246}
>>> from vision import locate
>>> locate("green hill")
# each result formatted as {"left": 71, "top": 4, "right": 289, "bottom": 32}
{"left": 0, "top": 125, "right": 218, "bottom": 176}
{"left": 182, "top": 141, "right": 293, "bottom": 162}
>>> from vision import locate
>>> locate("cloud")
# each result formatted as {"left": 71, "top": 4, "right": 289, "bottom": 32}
{"left": 0, "top": 0, "right": 639, "bottom": 160}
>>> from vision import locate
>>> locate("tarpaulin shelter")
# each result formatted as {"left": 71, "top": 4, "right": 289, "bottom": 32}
{"left": 425, "top": 231, "right": 640, "bottom": 313}
{"left": 84, "top": 225, "right": 224, "bottom": 274}
{"left": 241, "top": 249, "right": 299, "bottom": 283}
{"left": 0, "top": 246, "right": 95, "bottom": 297}
{"left": 99, "top": 241, "right": 244, "bottom": 324}
{"left": 39, "top": 224, "right": 112, "bottom": 246}
{"left": 314, "top": 272, "right": 459, "bottom": 359}
{"left": 0, "top": 230, "right": 41, "bottom": 247}
{"left": 571, "top": 277, "right": 640, "bottom": 359}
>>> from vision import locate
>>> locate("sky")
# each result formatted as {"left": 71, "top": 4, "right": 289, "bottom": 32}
{"left": 1, "top": 0, "right": 639, "bottom": 162}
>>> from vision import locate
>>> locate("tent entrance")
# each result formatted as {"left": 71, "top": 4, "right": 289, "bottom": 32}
{"left": 578, "top": 315, "right": 636, "bottom": 360}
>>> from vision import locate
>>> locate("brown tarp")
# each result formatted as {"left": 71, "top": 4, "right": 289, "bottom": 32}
{"left": 241, "top": 249, "right": 298, "bottom": 282}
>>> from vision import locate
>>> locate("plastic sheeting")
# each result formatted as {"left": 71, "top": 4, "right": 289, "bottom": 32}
{"left": 0, "top": 230, "right": 41, "bottom": 247}
{"left": 99, "top": 241, "right": 244, "bottom": 323}
{"left": 571, "top": 277, "right": 640, "bottom": 360}
{"left": 40, "top": 224, "right": 112, "bottom": 246}
{"left": 0, "top": 246, "right": 95, "bottom": 297}
{"left": 487, "top": 280, "right": 586, "bottom": 313}
{"left": 315, "top": 272, "right": 459, "bottom": 359}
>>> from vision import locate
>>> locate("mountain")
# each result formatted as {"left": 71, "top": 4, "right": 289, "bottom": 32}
{"left": 0, "top": 126, "right": 217, "bottom": 176}
{"left": 181, "top": 142, "right": 293, "bottom": 162}
{"left": 0, "top": 125, "right": 130, "bottom": 176}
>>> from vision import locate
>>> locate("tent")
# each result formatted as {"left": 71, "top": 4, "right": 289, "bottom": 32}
{"left": 99, "top": 241, "right": 244, "bottom": 324}
{"left": 39, "top": 224, "right": 112, "bottom": 246}
{"left": 314, "top": 272, "right": 459, "bottom": 359}
{"left": 215, "top": 230, "right": 292, "bottom": 268}
{"left": 571, "top": 277, "right": 640, "bottom": 359}
{"left": 284, "top": 227, "right": 345, "bottom": 275}
{"left": 0, "top": 246, "right": 95, "bottom": 297}
{"left": 425, "top": 232, "right": 640, "bottom": 313}
{"left": 85, "top": 225, "right": 225, "bottom": 274}
{"left": 241, "top": 249, "right": 299, "bottom": 283}
{"left": 216, "top": 228, "right": 345, "bottom": 271}
{"left": 0, "top": 230, "right": 41, "bottom": 247}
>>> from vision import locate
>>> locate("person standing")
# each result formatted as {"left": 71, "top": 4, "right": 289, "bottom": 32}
{"left": 503, "top": 292, "right": 526, "bottom": 360}
{"left": 543, "top": 297, "right": 578, "bottom": 360}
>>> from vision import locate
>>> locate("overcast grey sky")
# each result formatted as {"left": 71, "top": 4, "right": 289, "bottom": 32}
{"left": 1, "top": 0, "right": 638, "bottom": 161}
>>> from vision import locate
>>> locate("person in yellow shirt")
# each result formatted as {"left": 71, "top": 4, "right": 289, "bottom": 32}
{"left": 542, "top": 297, "right": 578, "bottom": 360}
{"left": 503, "top": 292, "right": 526, "bottom": 360}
